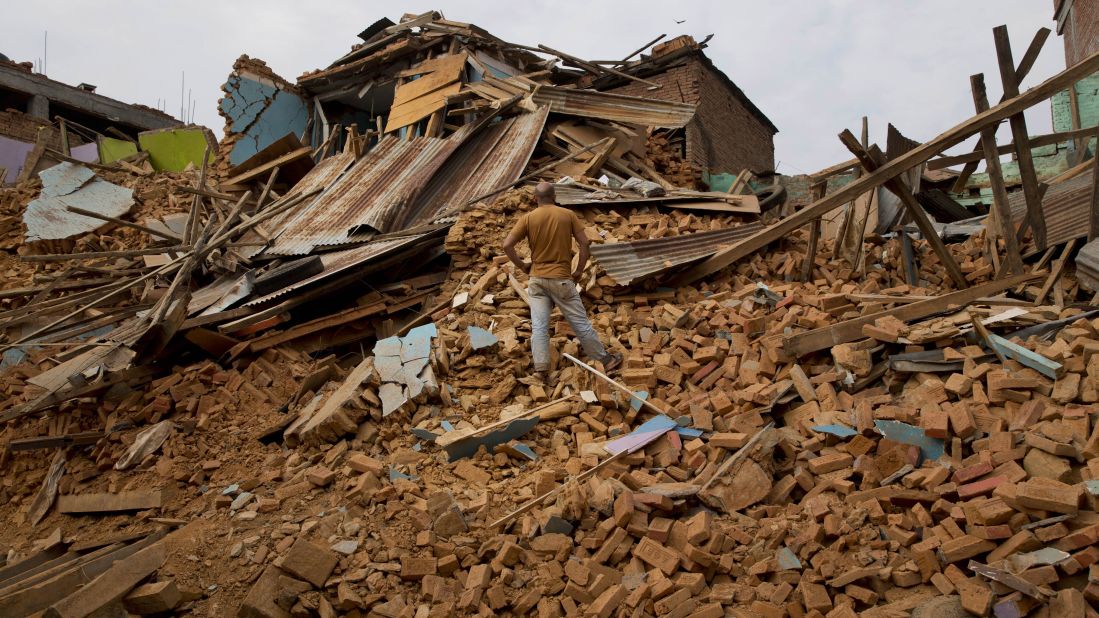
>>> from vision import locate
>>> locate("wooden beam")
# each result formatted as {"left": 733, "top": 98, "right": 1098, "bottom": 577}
{"left": 670, "top": 42, "right": 1099, "bottom": 286}
{"left": 57, "top": 491, "right": 162, "bottom": 514}
{"left": 839, "top": 132, "right": 969, "bottom": 288}
{"left": 1033, "top": 239, "right": 1078, "bottom": 304}
{"left": 927, "top": 126, "right": 1097, "bottom": 169}
{"left": 782, "top": 272, "right": 1042, "bottom": 357}
{"left": 994, "top": 25, "right": 1047, "bottom": 250}
{"left": 1090, "top": 125, "right": 1099, "bottom": 241}
{"left": 952, "top": 27, "right": 1051, "bottom": 192}
{"left": 971, "top": 73, "right": 1025, "bottom": 276}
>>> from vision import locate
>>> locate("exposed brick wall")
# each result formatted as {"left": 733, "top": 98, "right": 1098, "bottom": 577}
{"left": 0, "top": 109, "right": 61, "bottom": 149}
{"left": 691, "top": 65, "right": 775, "bottom": 174}
{"left": 603, "top": 55, "right": 775, "bottom": 176}
{"left": 1061, "top": 0, "right": 1099, "bottom": 66}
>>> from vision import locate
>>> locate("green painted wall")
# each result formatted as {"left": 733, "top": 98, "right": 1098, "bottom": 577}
{"left": 137, "top": 128, "right": 216, "bottom": 172}
{"left": 97, "top": 137, "right": 138, "bottom": 164}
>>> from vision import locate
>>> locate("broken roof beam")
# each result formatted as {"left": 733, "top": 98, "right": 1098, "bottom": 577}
{"left": 535, "top": 44, "right": 663, "bottom": 90}
{"left": 971, "top": 72, "right": 1025, "bottom": 276}
{"left": 668, "top": 43, "right": 1099, "bottom": 285}
{"left": 926, "top": 126, "right": 1097, "bottom": 169}
{"left": 994, "top": 25, "right": 1047, "bottom": 251}
{"left": 951, "top": 27, "right": 1051, "bottom": 192}
{"left": 782, "top": 272, "right": 1042, "bottom": 357}
{"left": 839, "top": 132, "right": 969, "bottom": 289}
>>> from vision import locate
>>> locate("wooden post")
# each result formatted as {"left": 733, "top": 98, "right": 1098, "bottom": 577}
{"left": 952, "top": 27, "right": 1051, "bottom": 193}
{"left": 994, "top": 25, "right": 1047, "bottom": 251}
{"left": 1090, "top": 127, "right": 1099, "bottom": 242}
{"left": 971, "top": 73, "right": 1025, "bottom": 276}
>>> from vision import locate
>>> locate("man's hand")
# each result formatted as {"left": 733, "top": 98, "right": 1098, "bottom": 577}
{"left": 521, "top": 261, "right": 532, "bottom": 274}
{"left": 571, "top": 268, "right": 583, "bottom": 281}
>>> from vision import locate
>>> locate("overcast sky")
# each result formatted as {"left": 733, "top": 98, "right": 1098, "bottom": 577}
{"left": 4, "top": 1, "right": 1064, "bottom": 174}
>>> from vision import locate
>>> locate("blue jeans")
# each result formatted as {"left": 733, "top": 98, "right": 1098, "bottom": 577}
{"left": 527, "top": 277, "right": 607, "bottom": 371}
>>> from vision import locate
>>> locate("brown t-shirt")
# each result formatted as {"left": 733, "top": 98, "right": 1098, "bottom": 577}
{"left": 510, "top": 205, "right": 580, "bottom": 278}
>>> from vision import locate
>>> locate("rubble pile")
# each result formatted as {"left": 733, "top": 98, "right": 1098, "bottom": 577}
{"left": 1, "top": 9, "right": 1099, "bottom": 618}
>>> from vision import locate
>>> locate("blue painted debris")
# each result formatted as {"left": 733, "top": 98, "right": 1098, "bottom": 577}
{"left": 373, "top": 336, "right": 402, "bottom": 356}
{"left": 630, "top": 390, "right": 649, "bottom": 412}
{"left": 875, "top": 420, "right": 945, "bottom": 461}
{"left": 411, "top": 428, "right": 438, "bottom": 442}
{"left": 776, "top": 547, "right": 802, "bottom": 570}
{"left": 389, "top": 469, "right": 418, "bottom": 482}
{"left": 468, "top": 326, "right": 498, "bottom": 350}
{"left": 444, "top": 417, "right": 540, "bottom": 461}
{"left": 812, "top": 424, "right": 858, "bottom": 438}
{"left": 440, "top": 420, "right": 455, "bottom": 432}
{"left": 506, "top": 443, "right": 538, "bottom": 462}
{"left": 676, "top": 427, "right": 704, "bottom": 439}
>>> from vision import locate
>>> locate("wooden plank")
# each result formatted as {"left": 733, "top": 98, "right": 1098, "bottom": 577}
{"left": 840, "top": 133, "right": 970, "bottom": 289}
{"left": 246, "top": 301, "right": 387, "bottom": 353}
{"left": 221, "top": 146, "right": 312, "bottom": 187}
{"left": 995, "top": 25, "right": 1047, "bottom": 251}
{"left": 391, "top": 66, "right": 461, "bottom": 108}
{"left": 44, "top": 541, "right": 166, "bottom": 618}
{"left": 9, "top": 432, "right": 104, "bottom": 452}
{"left": 57, "top": 491, "right": 162, "bottom": 514}
{"left": 782, "top": 273, "right": 1042, "bottom": 357}
{"left": 385, "top": 82, "right": 462, "bottom": 132}
{"left": 952, "top": 27, "right": 1051, "bottom": 192}
{"left": 16, "top": 131, "right": 49, "bottom": 185}
{"left": 672, "top": 44, "right": 1099, "bottom": 285}
{"left": 0, "top": 533, "right": 162, "bottom": 616}
{"left": 1090, "top": 125, "right": 1099, "bottom": 241}
{"left": 1033, "top": 239, "right": 1077, "bottom": 304}
{"left": 971, "top": 73, "right": 1025, "bottom": 276}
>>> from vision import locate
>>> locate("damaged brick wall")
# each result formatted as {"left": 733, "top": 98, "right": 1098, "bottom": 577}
{"left": 0, "top": 109, "right": 62, "bottom": 147}
{"left": 216, "top": 55, "right": 310, "bottom": 177}
{"left": 604, "top": 54, "right": 776, "bottom": 176}
{"left": 1060, "top": 0, "right": 1099, "bottom": 67}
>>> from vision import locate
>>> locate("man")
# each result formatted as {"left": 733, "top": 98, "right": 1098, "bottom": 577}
{"left": 503, "top": 182, "right": 622, "bottom": 382}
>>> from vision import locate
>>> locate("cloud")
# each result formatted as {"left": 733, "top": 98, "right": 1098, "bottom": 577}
{"left": 2, "top": 1, "right": 1061, "bottom": 172}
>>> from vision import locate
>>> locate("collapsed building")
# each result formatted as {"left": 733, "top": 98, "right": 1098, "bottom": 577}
{"left": 0, "top": 9, "right": 1097, "bottom": 618}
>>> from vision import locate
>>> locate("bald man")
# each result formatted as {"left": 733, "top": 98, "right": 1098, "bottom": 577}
{"left": 503, "top": 183, "right": 622, "bottom": 382}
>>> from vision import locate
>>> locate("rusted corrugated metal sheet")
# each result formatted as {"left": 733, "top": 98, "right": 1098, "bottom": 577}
{"left": 246, "top": 233, "right": 430, "bottom": 306}
{"left": 531, "top": 85, "right": 695, "bottom": 128}
{"left": 1008, "top": 167, "right": 1092, "bottom": 251}
{"left": 238, "top": 151, "right": 357, "bottom": 259}
{"left": 408, "top": 107, "right": 549, "bottom": 225}
{"left": 590, "top": 224, "right": 763, "bottom": 285}
{"left": 267, "top": 135, "right": 463, "bottom": 255}
{"left": 554, "top": 185, "right": 760, "bottom": 214}
{"left": 266, "top": 109, "right": 546, "bottom": 255}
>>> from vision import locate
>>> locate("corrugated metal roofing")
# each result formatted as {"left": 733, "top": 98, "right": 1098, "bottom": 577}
{"left": 1008, "top": 167, "right": 1093, "bottom": 252}
{"left": 590, "top": 224, "right": 763, "bottom": 285}
{"left": 238, "top": 151, "right": 357, "bottom": 259}
{"left": 266, "top": 135, "right": 464, "bottom": 255}
{"left": 408, "top": 107, "right": 548, "bottom": 225}
{"left": 245, "top": 233, "right": 430, "bottom": 306}
{"left": 266, "top": 110, "right": 547, "bottom": 256}
{"left": 531, "top": 85, "right": 695, "bottom": 128}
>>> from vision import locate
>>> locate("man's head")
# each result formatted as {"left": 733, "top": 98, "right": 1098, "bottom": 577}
{"left": 533, "top": 182, "right": 556, "bottom": 205}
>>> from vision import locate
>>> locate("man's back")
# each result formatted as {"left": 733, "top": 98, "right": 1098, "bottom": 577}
{"left": 514, "top": 205, "right": 579, "bottom": 279}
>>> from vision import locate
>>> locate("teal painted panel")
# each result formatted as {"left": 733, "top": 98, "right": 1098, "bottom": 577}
{"left": 220, "top": 74, "right": 309, "bottom": 166}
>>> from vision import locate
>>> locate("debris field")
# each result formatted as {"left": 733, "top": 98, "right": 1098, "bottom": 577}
{"left": 0, "top": 9, "right": 1098, "bottom": 618}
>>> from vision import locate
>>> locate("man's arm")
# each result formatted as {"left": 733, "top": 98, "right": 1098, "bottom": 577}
{"left": 503, "top": 217, "right": 531, "bottom": 274}
{"left": 570, "top": 214, "right": 590, "bottom": 280}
